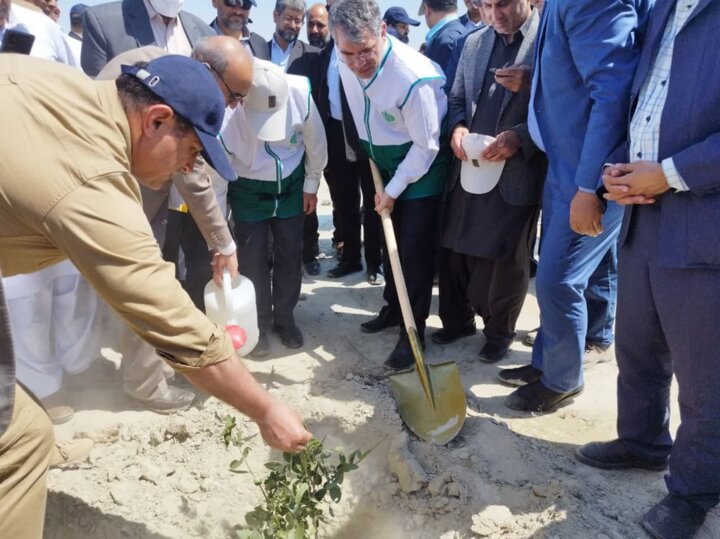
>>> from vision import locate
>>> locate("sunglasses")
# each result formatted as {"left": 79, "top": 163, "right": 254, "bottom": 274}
{"left": 208, "top": 64, "right": 246, "bottom": 104}
{"left": 223, "top": 0, "right": 254, "bottom": 9}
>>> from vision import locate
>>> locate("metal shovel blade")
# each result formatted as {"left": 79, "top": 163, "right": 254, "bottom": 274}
{"left": 389, "top": 361, "right": 466, "bottom": 445}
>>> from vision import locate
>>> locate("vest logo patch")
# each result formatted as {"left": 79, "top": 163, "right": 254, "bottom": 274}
{"left": 382, "top": 111, "right": 396, "bottom": 123}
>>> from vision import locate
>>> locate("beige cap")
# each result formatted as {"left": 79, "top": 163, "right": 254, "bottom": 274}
{"left": 460, "top": 133, "right": 506, "bottom": 194}
{"left": 244, "top": 59, "right": 290, "bottom": 142}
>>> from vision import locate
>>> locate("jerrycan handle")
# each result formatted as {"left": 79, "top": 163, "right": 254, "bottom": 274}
{"left": 222, "top": 270, "right": 235, "bottom": 324}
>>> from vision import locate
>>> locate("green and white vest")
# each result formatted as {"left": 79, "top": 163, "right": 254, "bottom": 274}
{"left": 222, "top": 74, "right": 317, "bottom": 221}
{"left": 339, "top": 36, "right": 450, "bottom": 200}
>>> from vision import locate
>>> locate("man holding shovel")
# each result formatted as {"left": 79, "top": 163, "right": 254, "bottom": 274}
{"left": 329, "top": 0, "right": 450, "bottom": 370}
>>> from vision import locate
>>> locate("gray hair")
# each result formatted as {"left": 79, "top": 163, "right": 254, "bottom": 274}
{"left": 191, "top": 37, "right": 229, "bottom": 76}
{"left": 329, "top": 0, "right": 381, "bottom": 42}
{"left": 275, "top": 0, "right": 307, "bottom": 14}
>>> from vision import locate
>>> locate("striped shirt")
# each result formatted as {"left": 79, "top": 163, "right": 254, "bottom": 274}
{"left": 629, "top": 0, "right": 699, "bottom": 191}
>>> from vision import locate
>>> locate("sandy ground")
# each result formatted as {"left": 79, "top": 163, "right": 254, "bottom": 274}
{"left": 44, "top": 185, "right": 720, "bottom": 539}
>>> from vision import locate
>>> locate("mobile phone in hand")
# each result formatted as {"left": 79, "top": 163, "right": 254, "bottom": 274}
{"left": 1, "top": 29, "right": 36, "bottom": 55}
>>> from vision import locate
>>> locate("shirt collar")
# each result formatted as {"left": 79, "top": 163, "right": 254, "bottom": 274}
{"left": 425, "top": 13, "right": 459, "bottom": 44}
{"left": 272, "top": 34, "right": 295, "bottom": 52}
{"left": 143, "top": 0, "right": 176, "bottom": 23}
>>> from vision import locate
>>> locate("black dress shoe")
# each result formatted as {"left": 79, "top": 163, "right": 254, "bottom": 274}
{"left": 248, "top": 331, "right": 270, "bottom": 359}
{"left": 361, "top": 305, "right": 400, "bottom": 333}
{"left": 497, "top": 365, "right": 542, "bottom": 387}
{"left": 575, "top": 439, "right": 669, "bottom": 471}
{"left": 505, "top": 380, "right": 583, "bottom": 413}
{"left": 431, "top": 325, "right": 476, "bottom": 345}
{"left": 383, "top": 335, "right": 425, "bottom": 371}
{"left": 642, "top": 495, "right": 709, "bottom": 539}
{"left": 327, "top": 260, "right": 363, "bottom": 278}
{"left": 304, "top": 260, "right": 320, "bottom": 276}
{"left": 272, "top": 324, "right": 304, "bottom": 349}
{"left": 478, "top": 342, "right": 510, "bottom": 363}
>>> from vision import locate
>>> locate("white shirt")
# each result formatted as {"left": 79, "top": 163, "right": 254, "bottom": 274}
{"left": 463, "top": 17, "right": 484, "bottom": 32}
{"left": 270, "top": 36, "right": 294, "bottom": 71}
{"left": 2, "top": 4, "right": 72, "bottom": 64}
{"left": 64, "top": 33, "right": 82, "bottom": 67}
{"left": 629, "top": 0, "right": 699, "bottom": 192}
{"left": 327, "top": 45, "right": 342, "bottom": 120}
{"left": 142, "top": 0, "right": 192, "bottom": 56}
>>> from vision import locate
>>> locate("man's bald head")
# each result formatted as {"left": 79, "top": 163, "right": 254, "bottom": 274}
{"left": 307, "top": 3, "right": 330, "bottom": 48}
{"left": 192, "top": 35, "right": 253, "bottom": 109}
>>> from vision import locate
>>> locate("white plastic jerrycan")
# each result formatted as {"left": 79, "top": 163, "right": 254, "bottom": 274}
{"left": 204, "top": 271, "right": 259, "bottom": 357}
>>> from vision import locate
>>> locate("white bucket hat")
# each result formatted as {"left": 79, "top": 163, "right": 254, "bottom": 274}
{"left": 243, "top": 59, "right": 290, "bottom": 142}
{"left": 460, "top": 133, "right": 506, "bottom": 194}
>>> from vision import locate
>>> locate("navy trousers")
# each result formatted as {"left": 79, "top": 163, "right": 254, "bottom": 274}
{"left": 531, "top": 187, "right": 623, "bottom": 393}
{"left": 616, "top": 203, "right": 720, "bottom": 509}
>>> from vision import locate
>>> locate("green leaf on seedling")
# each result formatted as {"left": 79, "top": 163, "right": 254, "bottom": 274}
{"left": 222, "top": 416, "right": 374, "bottom": 539}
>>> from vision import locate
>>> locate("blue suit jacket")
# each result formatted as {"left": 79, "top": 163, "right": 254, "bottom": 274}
{"left": 532, "top": 0, "right": 642, "bottom": 200}
{"left": 424, "top": 18, "right": 467, "bottom": 90}
{"left": 619, "top": 0, "right": 720, "bottom": 268}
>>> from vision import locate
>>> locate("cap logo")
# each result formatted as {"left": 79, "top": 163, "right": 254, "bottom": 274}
{"left": 268, "top": 95, "right": 276, "bottom": 108}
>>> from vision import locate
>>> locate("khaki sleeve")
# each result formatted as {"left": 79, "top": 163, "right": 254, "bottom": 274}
{"left": 173, "top": 156, "right": 234, "bottom": 252}
{"left": 42, "top": 173, "right": 235, "bottom": 371}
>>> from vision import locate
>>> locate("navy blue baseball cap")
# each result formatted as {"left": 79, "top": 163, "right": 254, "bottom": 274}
{"left": 121, "top": 55, "right": 236, "bottom": 181}
{"left": 383, "top": 6, "right": 421, "bottom": 26}
{"left": 70, "top": 3, "right": 88, "bottom": 20}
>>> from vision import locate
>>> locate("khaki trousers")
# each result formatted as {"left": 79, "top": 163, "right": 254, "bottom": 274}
{"left": 0, "top": 384, "right": 54, "bottom": 539}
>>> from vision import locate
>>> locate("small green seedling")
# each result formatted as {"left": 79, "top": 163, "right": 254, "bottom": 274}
{"left": 222, "top": 415, "right": 371, "bottom": 539}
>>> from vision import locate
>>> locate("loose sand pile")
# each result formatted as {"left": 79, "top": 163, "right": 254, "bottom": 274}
{"left": 44, "top": 188, "right": 719, "bottom": 539}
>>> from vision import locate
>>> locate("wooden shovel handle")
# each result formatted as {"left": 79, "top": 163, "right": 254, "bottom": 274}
{"left": 368, "top": 160, "right": 417, "bottom": 335}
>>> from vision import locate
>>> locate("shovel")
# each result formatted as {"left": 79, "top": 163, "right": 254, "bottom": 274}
{"left": 369, "top": 159, "right": 466, "bottom": 445}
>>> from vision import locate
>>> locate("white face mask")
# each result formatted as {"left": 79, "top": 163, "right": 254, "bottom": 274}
{"left": 148, "top": 0, "right": 184, "bottom": 18}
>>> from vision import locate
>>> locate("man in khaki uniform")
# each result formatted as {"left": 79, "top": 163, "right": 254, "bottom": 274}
{"left": 0, "top": 53, "right": 311, "bottom": 539}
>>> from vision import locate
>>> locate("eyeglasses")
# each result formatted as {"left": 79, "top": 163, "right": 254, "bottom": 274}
{"left": 280, "top": 14, "right": 304, "bottom": 26}
{"left": 223, "top": 0, "right": 254, "bottom": 10}
{"left": 208, "top": 64, "right": 246, "bottom": 105}
{"left": 337, "top": 41, "right": 379, "bottom": 66}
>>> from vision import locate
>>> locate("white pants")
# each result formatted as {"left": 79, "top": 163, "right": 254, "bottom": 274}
{"left": 4, "top": 261, "right": 102, "bottom": 399}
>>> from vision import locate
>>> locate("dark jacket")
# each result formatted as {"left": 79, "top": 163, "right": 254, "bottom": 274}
{"left": 617, "top": 0, "right": 720, "bottom": 268}
{"left": 315, "top": 39, "right": 364, "bottom": 160}
{"left": 209, "top": 18, "right": 269, "bottom": 60}
{"left": 424, "top": 17, "right": 466, "bottom": 88}
{"left": 448, "top": 11, "right": 545, "bottom": 206}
